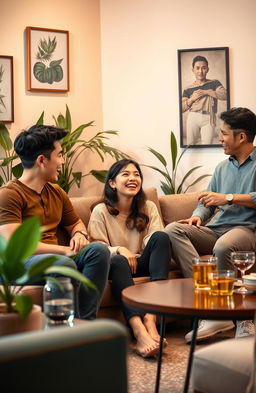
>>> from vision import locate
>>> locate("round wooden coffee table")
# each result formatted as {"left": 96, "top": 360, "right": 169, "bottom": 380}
{"left": 122, "top": 278, "right": 256, "bottom": 393}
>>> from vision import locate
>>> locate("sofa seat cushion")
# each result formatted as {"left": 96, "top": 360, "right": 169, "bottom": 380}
{"left": 159, "top": 192, "right": 200, "bottom": 226}
{"left": 192, "top": 336, "right": 254, "bottom": 393}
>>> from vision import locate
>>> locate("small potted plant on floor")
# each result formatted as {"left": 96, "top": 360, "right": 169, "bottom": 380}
{"left": 0, "top": 216, "right": 96, "bottom": 336}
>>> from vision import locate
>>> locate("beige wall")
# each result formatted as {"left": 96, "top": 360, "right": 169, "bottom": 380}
{"left": 100, "top": 0, "right": 256, "bottom": 193}
{"left": 1, "top": 0, "right": 256, "bottom": 197}
{"left": 1, "top": 0, "right": 103, "bottom": 196}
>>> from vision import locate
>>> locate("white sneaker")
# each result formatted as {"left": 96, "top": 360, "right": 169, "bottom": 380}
{"left": 185, "top": 320, "right": 235, "bottom": 343}
{"left": 235, "top": 320, "right": 255, "bottom": 338}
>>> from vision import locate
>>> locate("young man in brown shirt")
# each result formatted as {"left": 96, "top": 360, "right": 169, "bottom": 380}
{"left": 0, "top": 124, "right": 110, "bottom": 320}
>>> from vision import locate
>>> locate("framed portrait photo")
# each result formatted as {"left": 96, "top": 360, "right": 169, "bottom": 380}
{"left": 26, "top": 26, "right": 69, "bottom": 92}
{"left": 0, "top": 56, "right": 14, "bottom": 123}
{"left": 178, "top": 47, "right": 230, "bottom": 147}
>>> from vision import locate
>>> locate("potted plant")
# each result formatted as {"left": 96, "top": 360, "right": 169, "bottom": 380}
{"left": 37, "top": 105, "right": 129, "bottom": 193}
{"left": 144, "top": 131, "right": 211, "bottom": 194}
{"left": 0, "top": 216, "right": 96, "bottom": 336}
{"left": 0, "top": 122, "right": 23, "bottom": 186}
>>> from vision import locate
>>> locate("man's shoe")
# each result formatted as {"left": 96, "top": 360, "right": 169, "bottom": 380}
{"left": 235, "top": 320, "right": 255, "bottom": 338}
{"left": 185, "top": 320, "right": 235, "bottom": 343}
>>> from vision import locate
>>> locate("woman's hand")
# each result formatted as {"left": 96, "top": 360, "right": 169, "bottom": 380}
{"left": 118, "top": 247, "right": 141, "bottom": 274}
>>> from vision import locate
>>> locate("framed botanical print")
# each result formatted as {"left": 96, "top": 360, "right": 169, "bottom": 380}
{"left": 0, "top": 55, "right": 14, "bottom": 122}
{"left": 26, "top": 26, "right": 69, "bottom": 92}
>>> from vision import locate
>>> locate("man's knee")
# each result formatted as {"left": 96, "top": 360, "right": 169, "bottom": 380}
{"left": 164, "top": 222, "right": 182, "bottom": 237}
{"left": 213, "top": 238, "right": 230, "bottom": 256}
{"left": 213, "top": 238, "right": 233, "bottom": 269}
{"left": 83, "top": 242, "right": 110, "bottom": 265}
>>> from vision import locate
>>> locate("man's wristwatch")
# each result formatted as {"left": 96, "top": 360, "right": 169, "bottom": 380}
{"left": 72, "top": 230, "right": 89, "bottom": 240}
{"left": 225, "top": 194, "right": 234, "bottom": 205}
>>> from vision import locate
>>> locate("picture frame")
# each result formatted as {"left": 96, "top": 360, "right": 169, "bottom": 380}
{"left": 26, "top": 26, "right": 69, "bottom": 92}
{"left": 178, "top": 47, "right": 230, "bottom": 148}
{"left": 0, "top": 56, "right": 14, "bottom": 123}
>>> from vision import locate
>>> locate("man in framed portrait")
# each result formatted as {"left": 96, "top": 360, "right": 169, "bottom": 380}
{"left": 182, "top": 55, "right": 227, "bottom": 145}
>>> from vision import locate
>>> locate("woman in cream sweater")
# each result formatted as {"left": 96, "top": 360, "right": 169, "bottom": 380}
{"left": 88, "top": 159, "right": 170, "bottom": 358}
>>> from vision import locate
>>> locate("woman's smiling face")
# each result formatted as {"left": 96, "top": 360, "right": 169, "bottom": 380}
{"left": 109, "top": 163, "right": 142, "bottom": 198}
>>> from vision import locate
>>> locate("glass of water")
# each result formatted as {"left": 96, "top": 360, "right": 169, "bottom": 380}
{"left": 43, "top": 277, "right": 74, "bottom": 326}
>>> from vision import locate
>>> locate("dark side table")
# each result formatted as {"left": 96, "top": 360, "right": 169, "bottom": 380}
{"left": 122, "top": 278, "right": 256, "bottom": 393}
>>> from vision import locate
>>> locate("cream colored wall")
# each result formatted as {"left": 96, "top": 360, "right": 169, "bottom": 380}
{"left": 100, "top": 0, "right": 256, "bottom": 194}
{"left": 1, "top": 0, "right": 103, "bottom": 196}
{"left": 2, "top": 0, "right": 256, "bottom": 197}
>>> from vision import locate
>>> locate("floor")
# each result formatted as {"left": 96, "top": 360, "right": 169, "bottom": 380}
{"left": 127, "top": 318, "right": 235, "bottom": 393}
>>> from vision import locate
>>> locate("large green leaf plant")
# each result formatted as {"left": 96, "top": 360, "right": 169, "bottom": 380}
{"left": 0, "top": 216, "right": 96, "bottom": 319}
{"left": 0, "top": 122, "right": 23, "bottom": 186}
{"left": 37, "top": 105, "right": 129, "bottom": 193}
{"left": 145, "top": 131, "right": 211, "bottom": 194}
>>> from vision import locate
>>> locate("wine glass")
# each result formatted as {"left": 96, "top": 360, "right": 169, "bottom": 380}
{"left": 231, "top": 251, "right": 255, "bottom": 293}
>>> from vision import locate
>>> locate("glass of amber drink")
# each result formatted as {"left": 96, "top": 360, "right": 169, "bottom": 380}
{"left": 192, "top": 257, "right": 218, "bottom": 289}
{"left": 209, "top": 270, "right": 235, "bottom": 296}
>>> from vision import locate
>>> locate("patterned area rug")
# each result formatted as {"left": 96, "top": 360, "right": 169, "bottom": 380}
{"left": 127, "top": 319, "right": 235, "bottom": 393}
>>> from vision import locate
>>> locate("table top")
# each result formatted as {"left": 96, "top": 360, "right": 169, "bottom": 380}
{"left": 122, "top": 278, "right": 256, "bottom": 319}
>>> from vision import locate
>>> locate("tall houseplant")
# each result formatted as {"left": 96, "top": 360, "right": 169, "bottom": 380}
{"left": 0, "top": 216, "right": 96, "bottom": 320}
{"left": 145, "top": 131, "right": 211, "bottom": 194}
{"left": 0, "top": 122, "right": 23, "bottom": 186}
{"left": 37, "top": 105, "right": 129, "bottom": 193}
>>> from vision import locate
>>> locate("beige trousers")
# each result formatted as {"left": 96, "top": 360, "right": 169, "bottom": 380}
{"left": 164, "top": 222, "right": 256, "bottom": 278}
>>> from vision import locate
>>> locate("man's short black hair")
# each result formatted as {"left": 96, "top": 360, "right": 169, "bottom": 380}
{"left": 220, "top": 107, "right": 256, "bottom": 142}
{"left": 14, "top": 124, "right": 68, "bottom": 168}
{"left": 192, "top": 55, "right": 208, "bottom": 68}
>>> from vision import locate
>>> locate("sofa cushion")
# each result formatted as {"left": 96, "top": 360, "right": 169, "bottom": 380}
{"left": 192, "top": 336, "right": 254, "bottom": 393}
{"left": 159, "top": 192, "right": 200, "bottom": 226}
{"left": 144, "top": 187, "right": 163, "bottom": 222}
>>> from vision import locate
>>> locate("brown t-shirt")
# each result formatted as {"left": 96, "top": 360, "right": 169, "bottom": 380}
{"left": 0, "top": 180, "right": 79, "bottom": 244}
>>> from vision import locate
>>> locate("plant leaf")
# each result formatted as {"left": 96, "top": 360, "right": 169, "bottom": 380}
{"left": 170, "top": 131, "right": 177, "bottom": 171}
{"left": 56, "top": 114, "right": 66, "bottom": 129}
{"left": 177, "top": 166, "right": 205, "bottom": 193}
{"left": 12, "top": 162, "right": 23, "bottom": 178}
{"left": 72, "top": 172, "right": 82, "bottom": 187}
{"left": 3, "top": 217, "right": 41, "bottom": 281}
{"left": 160, "top": 181, "right": 172, "bottom": 195}
{"left": 14, "top": 295, "right": 33, "bottom": 320}
{"left": 0, "top": 234, "right": 7, "bottom": 257}
{"left": 65, "top": 105, "right": 72, "bottom": 131}
{"left": 36, "top": 111, "right": 44, "bottom": 125}
{"left": 26, "top": 255, "right": 60, "bottom": 279}
{"left": 90, "top": 169, "right": 108, "bottom": 183}
{"left": 0, "top": 122, "right": 12, "bottom": 151}
{"left": 183, "top": 174, "right": 212, "bottom": 193}
{"left": 45, "top": 265, "right": 97, "bottom": 291}
{"left": 147, "top": 147, "right": 167, "bottom": 167}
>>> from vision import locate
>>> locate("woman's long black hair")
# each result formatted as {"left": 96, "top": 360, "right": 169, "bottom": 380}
{"left": 104, "top": 159, "right": 149, "bottom": 232}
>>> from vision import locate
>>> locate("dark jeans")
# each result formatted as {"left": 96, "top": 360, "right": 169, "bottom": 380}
{"left": 24, "top": 242, "right": 110, "bottom": 320}
{"left": 109, "top": 231, "right": 170, "bottom": 321}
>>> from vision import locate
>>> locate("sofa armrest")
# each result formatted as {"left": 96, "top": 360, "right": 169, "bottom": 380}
{"left": 0, "top": 319, "right": 128, "bottom": 393}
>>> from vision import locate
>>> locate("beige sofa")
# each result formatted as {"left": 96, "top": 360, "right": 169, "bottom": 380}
{"left": 23, "top": 188, "right": 205, "bottom": 321}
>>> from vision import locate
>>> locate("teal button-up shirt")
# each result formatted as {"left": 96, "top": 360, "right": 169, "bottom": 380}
{"left": 192, "top": 149, "right": 256, "bottom": 228}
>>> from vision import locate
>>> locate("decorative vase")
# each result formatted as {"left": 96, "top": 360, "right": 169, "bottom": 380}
{"left": 0, "top": 304, "right": 42, "bottom": 336}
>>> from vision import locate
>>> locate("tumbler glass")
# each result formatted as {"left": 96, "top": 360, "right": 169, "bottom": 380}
{"left": 43, "top": 277, "right": 74, "bottom": 326}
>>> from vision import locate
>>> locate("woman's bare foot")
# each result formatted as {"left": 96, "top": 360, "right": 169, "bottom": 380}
{"left": 143, "top": 314, "right": 168, "bottom": 347}
{"left": 135, "top": 329, "right": 160, "bottom": 358}
{"left": 129, "top": 316, "right": 160, "bottom": 358}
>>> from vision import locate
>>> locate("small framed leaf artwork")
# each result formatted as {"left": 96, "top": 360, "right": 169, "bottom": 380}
{"left": 26, "top": 27, "right": 69, "bottom": 92}
{"left": 0, "top": 55, "right": 14, "bottom": 122}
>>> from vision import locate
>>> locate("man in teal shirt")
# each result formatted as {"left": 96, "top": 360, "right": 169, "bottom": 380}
{"left": 165, "top": 107, "right": 256, "bottom": 342}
